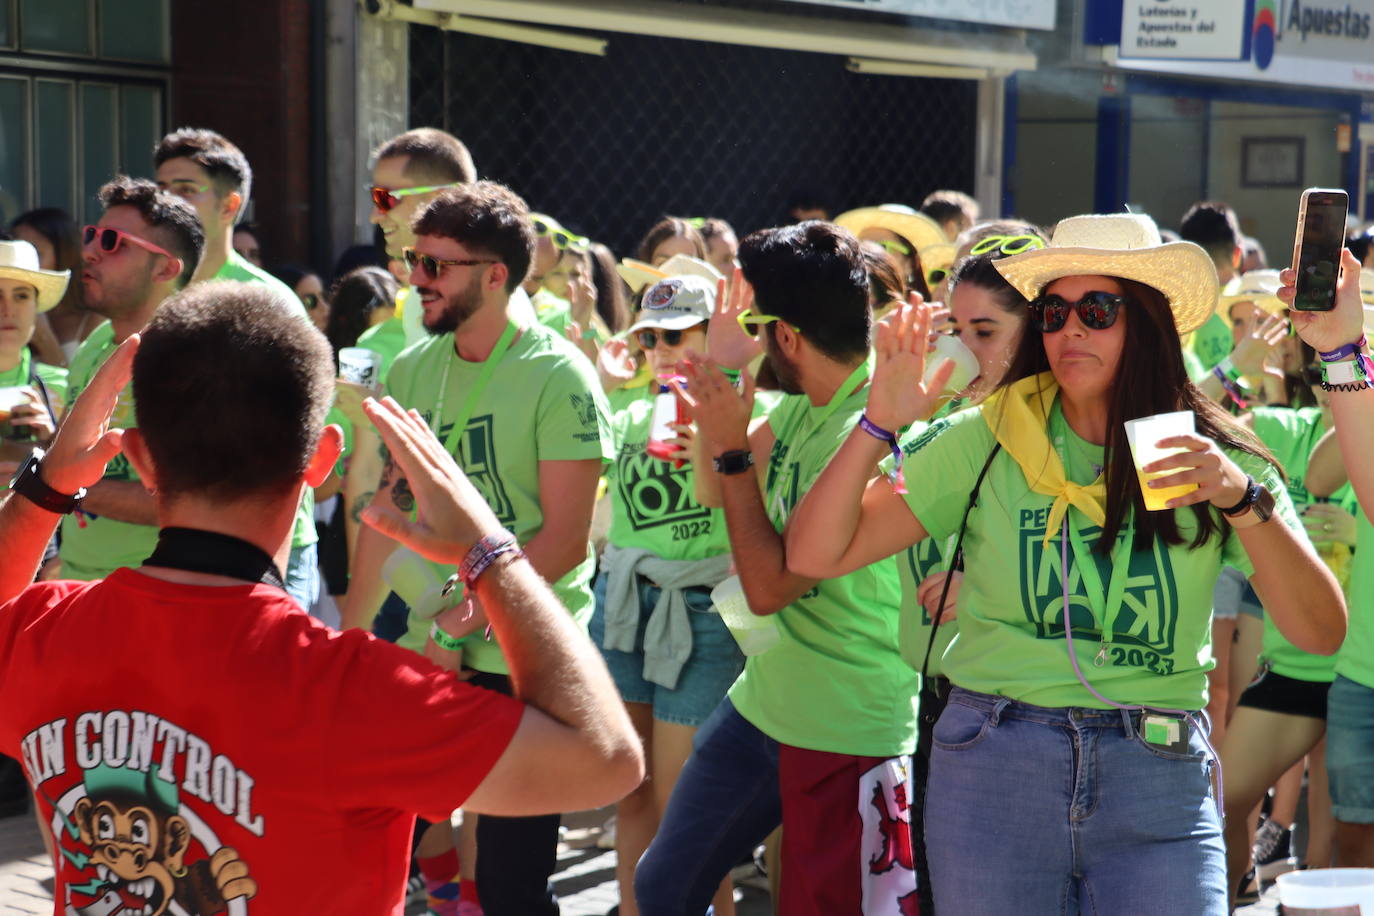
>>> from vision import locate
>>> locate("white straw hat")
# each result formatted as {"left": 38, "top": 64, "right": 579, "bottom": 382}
{"left": 1220, "top": 270, "right": 1285, "bottom": 318}
{"left": 993, "top": 213, "right": 1219, "bottom": 334}
{"left": 0, "top": 240, "right": 69, "bottom": 312}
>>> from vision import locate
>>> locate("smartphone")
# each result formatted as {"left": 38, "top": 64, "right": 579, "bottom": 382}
{"left": 1290, "top": 188, "right": 1349, "bottom": 311}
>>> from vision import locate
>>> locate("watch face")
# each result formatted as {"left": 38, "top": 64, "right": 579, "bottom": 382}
{"left": 1254, "top": 486, "right": 1276, "bottom": 522}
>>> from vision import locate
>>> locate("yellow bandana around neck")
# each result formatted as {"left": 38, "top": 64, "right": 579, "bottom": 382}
{"left": 982, "top": 372, "right": 1107, "bottom": 545}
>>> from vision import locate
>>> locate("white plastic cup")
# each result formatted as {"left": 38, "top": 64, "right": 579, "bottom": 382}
{"left": 382, "top": 546, "right": 451, "bottom": 620}
{"left": 1276, "top": 867, "right": 1374, "bottom": 913}
{"left": 711, "top": 575, "right": 780, "bottom": 656}
{"left": 924, "top": 333, "right": 979, "bottom": 396}
{"left": 339, "top": 347, "right": 381, "bottom": 387}
{"left": 1123, "top": 410, "right": 1199, "bottom": 511}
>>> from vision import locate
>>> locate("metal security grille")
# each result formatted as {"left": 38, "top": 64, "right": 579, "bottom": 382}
{"left": 408, "top": 23, "right": 977, "bottom": 257}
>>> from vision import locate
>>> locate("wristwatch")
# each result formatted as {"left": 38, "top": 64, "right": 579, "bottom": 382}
{"left": 712, "top": 449, "right": 755, "bottom": 476}
{"left": 8, "top": 449, "right": 86, "bottom": 514}
{"left": 1219, "top": 476, "right": 1275, "bottom": 530}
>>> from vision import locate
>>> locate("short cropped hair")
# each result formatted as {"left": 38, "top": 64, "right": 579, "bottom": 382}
{"left": 921, "top": 190, "right": 980, "bottom": 232}
{"left": 133, "top": 281, "right": 334, "bottom": 501}
{"left": 412, "top": 181, "right": 533, "bottom": 293}
{"left": 738, "top": 221, "right": 870, "bottom": 363}
{"left": 97, "top": 176, "right": 205, "bottom": 288}
{"left": 374, "top": 128, "right": 476, "bottom": 185}
{"left": 154, "top": 128, "right": 253, "bottom": 222}
{"left": 1180, "top": 201, "right": 1242, "bottom": 264}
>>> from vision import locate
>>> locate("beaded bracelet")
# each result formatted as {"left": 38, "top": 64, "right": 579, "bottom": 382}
{"left": 458, "top": 531, "right": 524, "bottom": 589}
{"left": 859, "top": 414, "right": 906, "bottom": 495}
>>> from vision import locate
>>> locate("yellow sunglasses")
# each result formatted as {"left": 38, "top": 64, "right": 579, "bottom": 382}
{"left": 737, "top": 308, "right": 801, "bottom": 337}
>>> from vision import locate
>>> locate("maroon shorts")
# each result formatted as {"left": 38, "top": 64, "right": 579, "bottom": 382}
{"left": 778, "top": 744, "right": 919, "bottom": 916}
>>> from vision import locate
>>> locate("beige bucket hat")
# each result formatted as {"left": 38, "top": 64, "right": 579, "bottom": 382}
{"left": 834, "top": 205, "right": 947, "bottom": 257}
{"left": 0, "top": 240, "right": 69, "bottom": 312}
{"left": 992, "top": 213, "right": 1218, "bottom": 334}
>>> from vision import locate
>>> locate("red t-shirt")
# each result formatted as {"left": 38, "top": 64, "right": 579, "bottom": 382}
{"left": 0, "top": 569, "right": 524, "bottom": 915}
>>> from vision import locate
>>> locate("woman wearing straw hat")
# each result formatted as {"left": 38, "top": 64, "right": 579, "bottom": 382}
{"left": 834, "top": 204, "right": 944, "bottom": 303}
{"left": 0, "top": 238, "right": 70, "bottom": 463}
{"left": 786, "top": 213, "right": 1346, "bottom": 914}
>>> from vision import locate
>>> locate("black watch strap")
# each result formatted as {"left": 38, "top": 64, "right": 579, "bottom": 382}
{"left": 1219, "top": 476, "right": 1258, "bottom": 517}
{"left": 713, "top": 449, "right": 755, "bottom": 476}
{"left": 9, "top": 449, "right": 86, "bottom": 514}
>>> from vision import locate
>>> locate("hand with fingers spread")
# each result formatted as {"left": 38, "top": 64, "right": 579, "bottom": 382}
{"left": 564, "top": 320, "right": 599, "bottom": 364}
{"left": 42, "top": 334, "right": 139, "bottom": 495}
{"left": 917, "top": 570, "right": 961, "bottom": 623}
{"left": 867, "top": 301, "right": 956, "bottom": 431}
{"left": 1281, "top": 249, "right": 1366, "bottom": 354}
{"left": 673, "top": 353, "right": 753, "bottom": 454}
{"left": 568, "top": 270, "right": 597, "bottom": 327}
{"left": 1229, "top": 311, "right": 1288, "bottom": 380}
{"left": 596, "top": 337, "right": 638, "bottom": 392}
{"left": 1140, "top": 434, "right": 1250, "bottom": 511}
{"left": 359, "top": 396, "right": 506, "bottom": 563}
{"left": 707, "top": 267, "right": 763, "bottom": 370}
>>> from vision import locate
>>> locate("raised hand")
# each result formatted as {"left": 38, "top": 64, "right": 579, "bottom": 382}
{"left": 707, "top": 267, "right": 763, "bottom": 370}
{"left": 42, "top": 334, "right": 138, "bottom": 495}
{"left": 1229, "top": 311, "right": 1288, "bottom": 379}
{"left": 1283, "top": 249, "right": 1366, "bottom": 354}
{"left": 867, "top": 299, "right": 955, "bottom": 431}
{"left": 359, "top": 396, "right": 505, "bottom": 563}
{"left": 596, "top": 337, "right": 639, "bottom": 392}
{"left": 673, "top": 352, "right": 753, "bottom": 454}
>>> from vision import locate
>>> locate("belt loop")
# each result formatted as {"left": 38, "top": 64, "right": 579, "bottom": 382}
{"left": 989, "top": 696, "right": 1012, "bottom": 727}
{"left": 1118, "top": 707, "right": 1136, "bottom": 739}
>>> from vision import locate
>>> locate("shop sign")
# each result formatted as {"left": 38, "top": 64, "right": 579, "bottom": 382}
{"left": 1118, "top": 1, "right": 1248, "bottom": 60}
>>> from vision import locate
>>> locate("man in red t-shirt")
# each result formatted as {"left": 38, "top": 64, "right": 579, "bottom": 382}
{"left": 0, "top": 281, "right": 643, "bottom": 915}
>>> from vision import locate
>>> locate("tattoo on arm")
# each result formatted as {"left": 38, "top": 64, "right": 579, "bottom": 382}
{"left": 391, "top": 477, "right": 415, "bottom": 512}
{"left": 351, "top": 492, "right": 374, "bottom": 523}
{"left": 378, "top": 454, "right": 396, "bottom": 491}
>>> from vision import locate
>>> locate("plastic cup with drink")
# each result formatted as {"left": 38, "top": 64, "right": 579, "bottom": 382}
{"left": 338, "top": 347, "right": 381, "bottom": 388}
{"left": 711, "top": 575, "right": 780, "bottom": 656}
{"left": 1124, "top": 410, "right": 1200, "bottom": 511}
{"left": 647, "top": 374, "right": 688, "bottom": 464}
{"left": 0, "top": 386, "right": 32, "bottom": 440}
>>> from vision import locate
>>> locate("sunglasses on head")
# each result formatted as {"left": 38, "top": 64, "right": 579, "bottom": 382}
{"left": 928, "top": 267, "right": 949, "bottom": 285}
{"left": 636, "top": 328, "right": 688, "bottom": 350}
{"left": 874, "top": 239, "right": 911, "bottom": 257}
{"left": 82, "top": 225, "right": 178, "bottom": 262}
{"left": 531, "top": 216, "right": 589, "bottom": 252}
{"left": 969, "top": 234, "right": 1046, "bottom": 258}
{"left": 370, "top": 183, "right": 461, "bottom": 214}
{"left": 402, "top": 246, "right": 497, "bottom": 279}
{"left": 1027, "top": 291, "right": 1126, "bottom": 334}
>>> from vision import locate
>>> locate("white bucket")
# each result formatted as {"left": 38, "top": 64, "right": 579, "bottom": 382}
{"left": 1276, "top": 868, "right": 1374, "bottom": 913}
{"left": 711, "top": 575, "right": 779, "bottom": 656}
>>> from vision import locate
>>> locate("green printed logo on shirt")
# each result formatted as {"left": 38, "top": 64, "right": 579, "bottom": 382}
{"left": 570, "top": 392, "right": 603, "bottom": 443}
{"left": 1018, "top": 513, "right": 1180, "bottom": 659}
{"left": 429, "top": 414, "right": 516, "bottom": 525}
{"left": 614, "top": 443, "right": 710, "bottom": 533}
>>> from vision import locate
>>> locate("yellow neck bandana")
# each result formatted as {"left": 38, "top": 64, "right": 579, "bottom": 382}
{"left": 982, "top": 372, "right": 1108, "bottom": 545}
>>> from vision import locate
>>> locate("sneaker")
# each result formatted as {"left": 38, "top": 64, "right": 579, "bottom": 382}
{"left": 1253, "top": 818, "right": 1292, "bottom": 866}
{"left": 1234, "top": 866, "right": 1260, "bottom": 906}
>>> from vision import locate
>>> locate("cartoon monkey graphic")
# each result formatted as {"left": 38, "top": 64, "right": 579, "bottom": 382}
{"left": 66, "top": 764, "right": 256, "bottom": 916}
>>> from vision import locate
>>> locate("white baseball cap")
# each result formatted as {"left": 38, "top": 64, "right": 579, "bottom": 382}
{"left": 628, "top": 275, "right": 716, "bottom": 333}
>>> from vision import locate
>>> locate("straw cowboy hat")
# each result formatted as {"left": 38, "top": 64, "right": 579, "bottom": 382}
{"left": 920, "top": 242, "right": 958, "bottom": 282}
{"left": 834, "top": 204, "right": 947, "bottom": 256}
{"left": 0, "top": 240, "right": 69, "bottom": 312}
{"left": 618, "top": 254, "right": 722, "bottom": 295}
{"left": 993, "top": 213, "right": 1218, "bottom": 334}
{"left": 1219, "top": 270, "right": 1285, "bottom": 318}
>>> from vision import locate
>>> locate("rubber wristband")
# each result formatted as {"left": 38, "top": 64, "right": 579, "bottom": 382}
{"left": 430, "top": 622, "right": 465, "bottom": 652}
{"left": 858, "top": 414, "right": 906, "bottom": 495}
{"left": 719, "top": 367, "right": 742, "bottom": 384}
{"left": 1215, "top": 357, "right": 1242, "bottom": 383}
{"left": 1319, "top": 336, "right": 1368, "bottom": 363}
{"left": 457, "top": 531, "right": 521, "bottom": 589}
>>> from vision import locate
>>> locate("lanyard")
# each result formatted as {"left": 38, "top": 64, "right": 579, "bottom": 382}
{"left": 144, "top": 527, "right": 286, "bottom": 590}
{"left": 1048, "top": 403, "right": 1134, "bottom": 664}
{"left": 432, "top": 321, "right": 518, "bottom": 457}
{"left": 786, "top": 355, "right": 872, "bottom": 447}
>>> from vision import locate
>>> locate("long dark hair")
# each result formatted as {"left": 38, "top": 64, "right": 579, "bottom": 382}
{"left": 325, "top": 266, "right": 397, "bottom": 357}
{"left": 587, "top": 242, "right": 629, "bottom": 333}
{"left": 12, "top": 208, "right": 83, "bottom": 311}
{"left": 636, "top": 217, "right": 706, "bottom": 264}
{"left": 998, "top": 276, "right": 1278, "bottom": 554}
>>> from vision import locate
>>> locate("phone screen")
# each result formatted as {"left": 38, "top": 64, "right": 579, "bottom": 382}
{"left": 1292, "top": 190, "right": 1348, "bottom": 311}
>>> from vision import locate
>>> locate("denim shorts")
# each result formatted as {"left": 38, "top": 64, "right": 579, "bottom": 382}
{"left": 588, "top": 570, "right": 745, "bottom": 727}
{"left": 924, "top": 688, "right": 1226, "bottom": 915}
{"left": 1212, "top": 565, "right": 1263, "bottom": 621}
{"left": 1326, "top": 674, "right": 1374, "bottom": 823}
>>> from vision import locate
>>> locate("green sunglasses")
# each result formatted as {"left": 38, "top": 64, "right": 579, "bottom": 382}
{"left": 532, "top": 215, "right": 590, "bottom": 252}
{"left": 968, "top": 234, "right": 1045, "bottom": 258}
{"left": 874, "top": 238, "right": 912, "bottom": 257}
{"left": 737, "top": 308, "right": 801, "bottom": 337}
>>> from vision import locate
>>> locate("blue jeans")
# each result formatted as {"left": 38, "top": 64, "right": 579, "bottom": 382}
{"left": 284, "top": 542, "right": 319, "bottom": 612}
{"left": 925, "top": 688, "right": 1225, "bottom": 915}
{"left": 1327, "top": 674, "right": 1374, "bottom": 823}
{"left": 635, "top": 699, "right": 781, "bottom": 915}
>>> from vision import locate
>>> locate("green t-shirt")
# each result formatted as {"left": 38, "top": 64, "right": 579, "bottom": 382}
{"left": 384, "top": 321, "right": 613, "bottom": 673}
{"left": 58, "top": 323, "right": 157, "bottom": 579}
{"left": 606, "top": 385, "right": 730, "bottom": 560}
{"left": 1182, "top": 347, "right": 1206, "bottom": 385}
{"left": 897, "top": 401, "right": 1299, "bottom": 710}
{"left": 212, "top": 251, "right": 317, "bottom": 550}
{"left": 0, "top": 348, "right": 67, "bottom": 414}
{"left": 1189, "top": 312, "right": 1233, "bottom": 373}
{"left": 354, "top": 316, "right": 407, "bottom": 387}
{"left": 1336, "top": 507, "right": 1374, "bottom": 690}
{"left": 727, "top": 382, "right": 917, "bottom": 757}
{"left": 1250, "top": 406, "right": 1345, "bottom": 682}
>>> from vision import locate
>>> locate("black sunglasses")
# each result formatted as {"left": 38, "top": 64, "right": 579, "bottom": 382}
{"left": 636, "top": 329, "right": 685, "bottom": 350}
{"left": 1027, "top": 291, "right": 1126, "bottom": 334}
